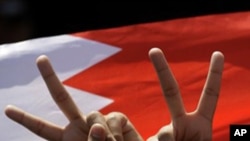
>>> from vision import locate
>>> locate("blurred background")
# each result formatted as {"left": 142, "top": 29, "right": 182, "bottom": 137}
{"left": 0, "top": 0, "right": 250, "bottom": 44}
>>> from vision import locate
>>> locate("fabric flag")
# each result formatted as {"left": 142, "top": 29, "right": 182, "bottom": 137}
{"left": 1, "top": 11, "right": 250, "bottom": 141}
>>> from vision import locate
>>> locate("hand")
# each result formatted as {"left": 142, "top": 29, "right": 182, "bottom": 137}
{"left": 147, "top": 48, "right": 224, "bottom": 141}
{"left": 5, "top": 55, "right": 143, "bottom": 141}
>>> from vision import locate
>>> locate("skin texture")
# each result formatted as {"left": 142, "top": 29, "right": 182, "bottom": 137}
{"left": 147, "top": 48, "right": 224, "bottom": 141}
{"left": 5, "top": 55, "right": 142, "bottom": 141}
{"left": 5, "top": 47, "right": 224, "bottom": 141}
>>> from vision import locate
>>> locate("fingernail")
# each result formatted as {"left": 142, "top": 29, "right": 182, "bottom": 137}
{"left": 90, "top": 124, "right": 105, "bottom": 140}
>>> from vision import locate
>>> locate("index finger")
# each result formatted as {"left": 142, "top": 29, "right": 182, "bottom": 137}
{"left": 149, "top": 48, "right": 186, "bottom": 119}
{"left": 36, "top": 55, "right": 83, "bottom": 121}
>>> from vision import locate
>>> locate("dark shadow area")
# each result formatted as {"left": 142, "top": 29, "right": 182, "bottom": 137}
{"left": 0, "top": 0, "right": 34, "bottom": 44}
{"left": 1, "top": 1, "right": 250, "bottom": 44}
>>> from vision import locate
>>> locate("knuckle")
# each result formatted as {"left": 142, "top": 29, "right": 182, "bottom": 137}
{"left": 107, "top": 112, "right": 127, "bottom": 120}
{"left": 34, "top": 121, "right": 46, "bottom": 136}
{"left": 86, "top": 111, "right": 103, "bottom": 124}
{"left": 106, "top": 112, "right": 127, "bottom": 124}
{"left": 113, "top": 133, "right": 123, "bottom": 141}
{"left": 53, "top": 91, "right": 69, "bottom": 103}
{"left": 204, "top": 87, "right": 218, "bottom": 97}
{"left": 163, "top": 86, "right": 179, "bottom": 97}
{"left": 211, "top": 69, "right": 222, "bottom": 76}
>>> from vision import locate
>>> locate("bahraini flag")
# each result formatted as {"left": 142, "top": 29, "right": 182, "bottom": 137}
{"left": 1, "top": 11, "right": 250, "bottom": 141}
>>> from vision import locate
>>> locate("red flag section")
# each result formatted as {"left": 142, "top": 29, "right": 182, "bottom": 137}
{"left": 64, "top": 12, "right": 250, "bottom": 140}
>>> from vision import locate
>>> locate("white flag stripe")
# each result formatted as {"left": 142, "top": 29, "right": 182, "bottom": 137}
{"left": 0, "top": 35, "right": 121, "bottom": 140}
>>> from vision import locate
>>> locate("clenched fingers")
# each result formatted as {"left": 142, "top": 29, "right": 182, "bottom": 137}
{"left": 105, "top": 112, "right": 143, "bottom": 141}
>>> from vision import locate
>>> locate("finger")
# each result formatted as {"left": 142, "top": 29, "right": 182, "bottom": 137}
{"left": 87, "top": 111, "right": 116, "bottom": 141}
{"left": 105, "top": 112, "right": 143, "bottom": 141}
{"left": 158, "top": 133, "right": 174, "bottom": 141}
{"left": 147, "top": 134, "right": 174, "bottom": 141}
{"left": 36, "top": 55, "right": 82, "bottom": 121}
{"left": 5, "top": 105, "right": 63, "bottom": 141}
{"left": 149, "top": 48, "right": 185, "bottom": 119}
{"left": 105, "top": 113, "right": 124, "bottom": 141}
{"left": 147, "top": 125, "right": 174, "bottom": 141}
{"left": 88, "top": 123, "right": 106, "bottom": 141}
{"left": 157, "top": 125, "right": 174, "bottom": 141}
{"left": 197, "top": 51, "right": 224, "bottom": 120}
{"left": 158, "top": 132, "right": 174, "bottom": 141}
{"left": 147, "top": 136, "right": 158, "bottom": 141}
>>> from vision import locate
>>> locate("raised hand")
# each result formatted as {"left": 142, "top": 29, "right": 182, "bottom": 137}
{"left": 5, "top": 47, "right": 224, "bottom": 141}
{"left": 147, "top": 48, "right": 224, "bottom": 141}
{"left": 5, "top": 55, "right": 143, "bottom": 141}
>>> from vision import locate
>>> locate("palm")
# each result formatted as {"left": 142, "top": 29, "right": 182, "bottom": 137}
{"left": 173, "top": 113, "right": 212, "bottom": 140}
{"left": 62, "top": 120, "right": 88, "bottom": 141}
{"left": 147, "top": 48, "right": 224, "bottom": 141}
{"left": 5, "top": 55, "right": 91, "bottom": 141}
{"left": 5, "top": 48, "right": 223, "bottom": 141}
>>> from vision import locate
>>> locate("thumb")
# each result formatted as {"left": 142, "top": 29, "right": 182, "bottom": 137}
{"left": 88, "top": 123, "right": 106, "bottom": 141}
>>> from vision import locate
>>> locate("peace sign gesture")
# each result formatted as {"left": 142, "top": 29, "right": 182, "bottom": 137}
{"left": 147, "top": 48, "right": 224, "bottom": 141}
{"left": 5, "top": 55, "right": 143, "bottom": 141}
